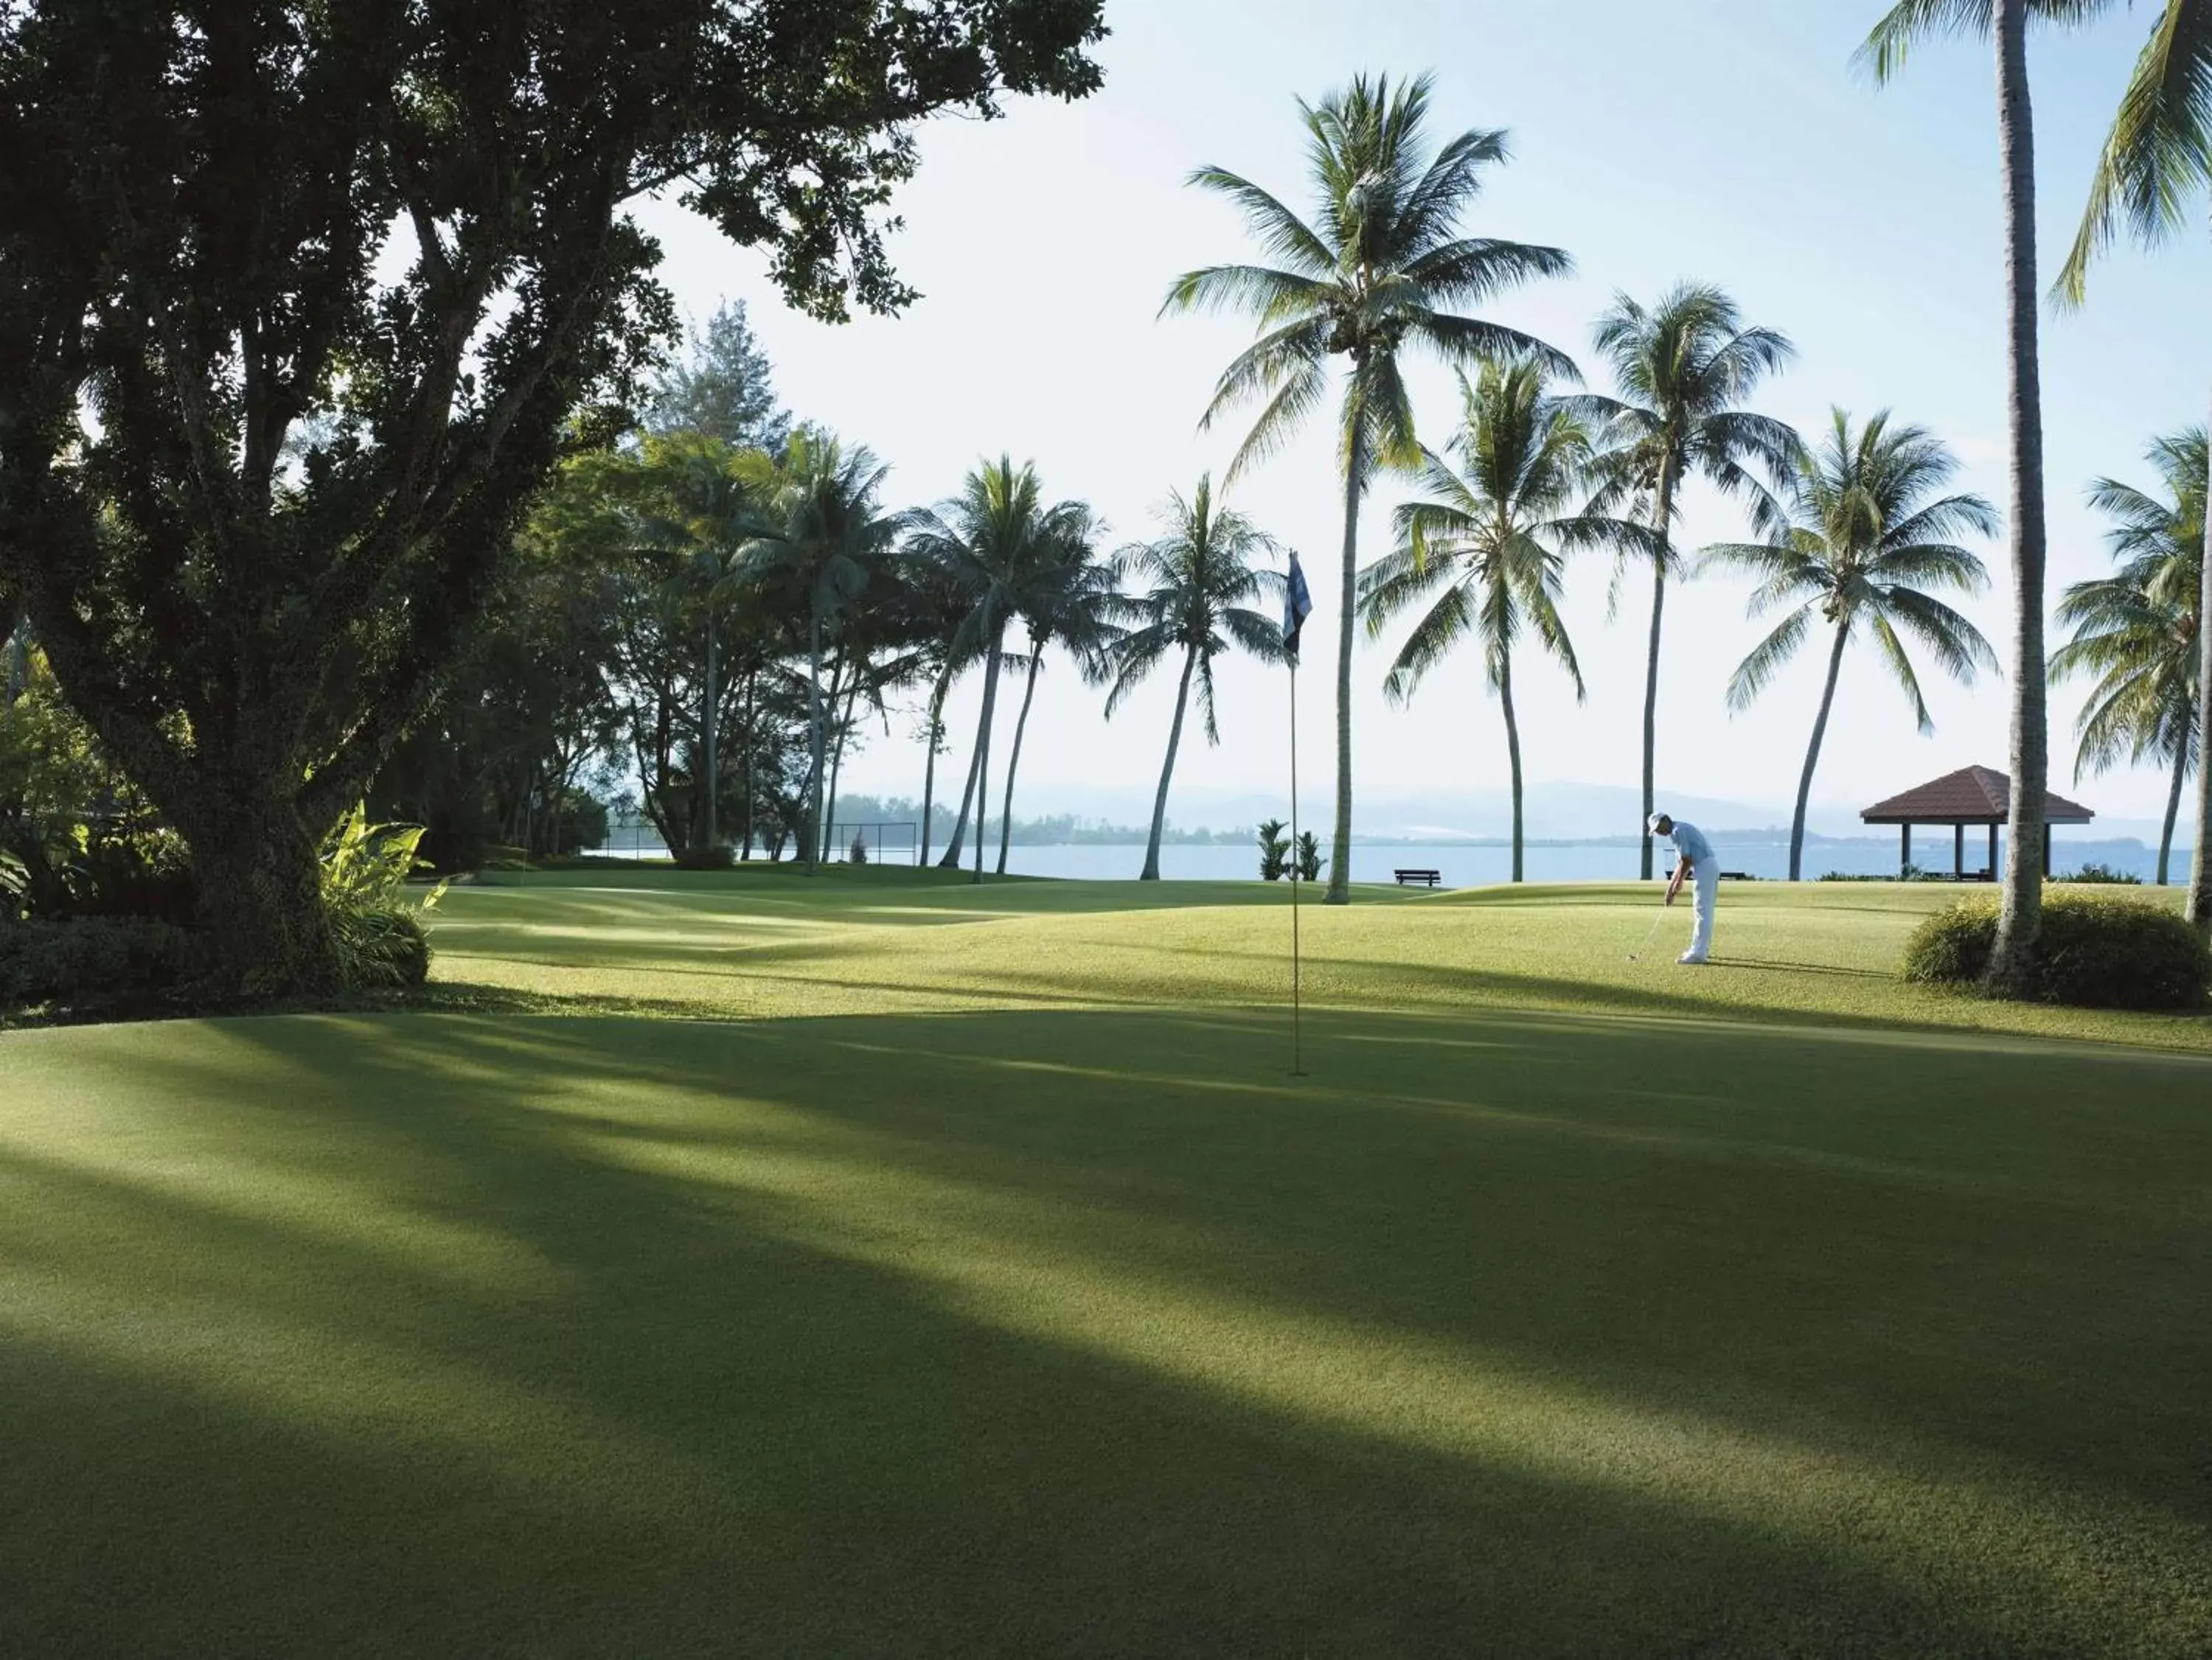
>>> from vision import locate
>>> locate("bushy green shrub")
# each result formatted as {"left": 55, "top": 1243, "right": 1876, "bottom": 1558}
{"left": 675, "top": 844, "right": 734, "bottom": 871}
{"left": 0, "top": 916, "right": 209, "bottom": 1009}
{"left": 1902, "top": 892, "right": 2210, "bottom": 1010}
{"left": 320, "top": 806, "right": 444, "bottom": 991}
{"left": 330, "top": 906, "right": 430, "bottom": 989}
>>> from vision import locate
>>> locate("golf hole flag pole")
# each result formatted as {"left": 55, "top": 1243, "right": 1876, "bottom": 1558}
{"left": 1283, "top": 549, "right": 1313, "bottom": 1078}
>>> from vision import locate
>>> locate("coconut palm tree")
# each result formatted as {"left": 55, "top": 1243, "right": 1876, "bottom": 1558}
{"left": 1164, "top": 72, "right": 1573, "bottom": 906}
{"left": 1571, "top": 285, "right": 1797, "bottom": 879}
{"left": 1705, "top": 411, "right": 1999, "bottom": 882}
{"left": 2051, "top": 428, "right": 2207, "bottom": 884}
{"left": 905, "top": 458, "right": 1093, "bottom": 882}
{"left": 1107, "top": 478, "right": 1287, "bottom": 881}
{"left": 1860, "top": 0, "right": 2118, "bottom": 980}
{"left": 731, "top": 426, "right": 898, "bottom": 874}
{"left": 2056, "top": 0, "right": 2212, "bottom": 923}
{"left": 995, "top": 509, "right": 1124, "bottom": 875}
{"left": 1357, "top": 360, "right": 1640, "bottom": 881}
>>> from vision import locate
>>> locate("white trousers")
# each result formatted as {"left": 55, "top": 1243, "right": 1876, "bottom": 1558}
{"left": 1683, "top": 859, "right": 1719, "bottom": 961}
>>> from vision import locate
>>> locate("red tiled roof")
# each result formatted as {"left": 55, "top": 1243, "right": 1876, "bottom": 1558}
{"left": 1861, "top": 765, "right": 2094, "bottom": 825}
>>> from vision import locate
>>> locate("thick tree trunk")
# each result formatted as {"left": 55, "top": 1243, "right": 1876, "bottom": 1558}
{"left": 971, "top": 615, "right": 1006, "bottom": 885}
{"left": 2159, "top": 728, "right": 2188, "bottom": 886}
{"left": 188, "top": 794, "right": 341, "bottom": 997}
{"left": 1790, "top": 623, "right": 1851, "bottom": 882}
{"left": 997, "top": 649, "right": 1043, "bottom": 876}
{"left": 1326, "top": 417, "right": 1364, "bottom": 905}
{"left": 1500, "top": 649, "right": 1525, "bottom": 883}
{"left": 1143, "top": 646, "right": 1198, "bottom": 882}
{"left": 1640, "top": 463, "right": 1679, "bottom": 882}
{"left": 1989, "top": 0, "right": 2051, "bottom": 988}
{"left": 807, "top": 608, "right": 824, "bottom": 875}
{"left": 919, "top": 660, "right": 952, "bottom": 867}
{"left": 2188, "top": 400, "right": 2212, "bottom": 927}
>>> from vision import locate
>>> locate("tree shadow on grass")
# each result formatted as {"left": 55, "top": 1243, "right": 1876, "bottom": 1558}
{"left": 5, "top": 1005, "right": 2208, "bottom": 1656}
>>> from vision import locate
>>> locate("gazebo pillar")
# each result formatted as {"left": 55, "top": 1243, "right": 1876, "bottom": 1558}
{"left": 1988, "top": 823, "right": 1998, "bottom": 879}
{"left": 1900, "top": 823, "right": 1911, "bottom": 876}
{"left": 1953, "top": 823, "right": 1964, "bottom": 878}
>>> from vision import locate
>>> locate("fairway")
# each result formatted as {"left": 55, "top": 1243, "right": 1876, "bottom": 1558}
{"left": 4, "top": 873, "right": 2210, "bottom": 1656}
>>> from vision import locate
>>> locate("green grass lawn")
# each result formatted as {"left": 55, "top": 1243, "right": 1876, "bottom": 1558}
{"left": 3, "top": 871, "right": 2209, "bottom": 1656}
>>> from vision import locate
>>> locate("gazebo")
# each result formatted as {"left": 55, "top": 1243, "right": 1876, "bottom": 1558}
{"left": 1861, "top": 765, "right": 2094, "bottom": 879}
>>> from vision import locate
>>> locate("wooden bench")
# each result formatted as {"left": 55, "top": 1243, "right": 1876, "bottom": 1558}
{"left": 1393, "top": 868, "right": 1443, "bottom": 888}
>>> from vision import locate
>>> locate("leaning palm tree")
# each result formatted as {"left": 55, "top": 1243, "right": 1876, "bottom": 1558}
{"left": 2051, "top": 428, "right": 2207, "bottom": 884}
{"left": 1107, "top": 478, "right": 1288, "bottom": 881}
{"left": 905, "top": 458, "right": 1093, "bottom": 882}
{"left": 1705, "top": 411, "right": 1999, "bottom": 882}
{"left": 731, "top": 426, "right": 898, "bottom": 875}
{"left": 1572, "top": 285, "right": 1797, "bottom": 879}
{"left": 2056, "top": 0, "right": 2212, "bottom": 923}
{"left": 1861, "top": 0, "right": 2118, "bottom": 979}
{"left": 995, "top": 508, "right": 1124, "bottom": 874}
{"left": 1358, "top": 360, "right": 1636, "bottom": 881}
{"left": 1164, "top": 72, "right": 1574, "bottom": 905}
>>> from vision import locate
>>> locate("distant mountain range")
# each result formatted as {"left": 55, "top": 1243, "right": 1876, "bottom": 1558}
{"left": 1019, "top": 779, "right": 2176, "bottom": 848}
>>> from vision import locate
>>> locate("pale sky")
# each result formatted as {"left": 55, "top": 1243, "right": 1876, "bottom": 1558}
{"left": 638, "top": 0, "right": 2212, "bottom": 829}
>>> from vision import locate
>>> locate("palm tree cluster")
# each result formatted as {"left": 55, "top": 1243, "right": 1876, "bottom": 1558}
{"left": 1173, "top": 72, "right": 2000, "bottom": 894}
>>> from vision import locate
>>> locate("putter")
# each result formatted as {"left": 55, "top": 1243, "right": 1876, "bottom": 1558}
{"left": 1626, "top": 907, "right": 1669, "bottom": 963}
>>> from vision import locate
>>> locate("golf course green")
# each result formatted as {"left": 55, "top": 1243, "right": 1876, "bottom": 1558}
{"left": 3, "top": 871, "right": 2208, "bottom": 1656}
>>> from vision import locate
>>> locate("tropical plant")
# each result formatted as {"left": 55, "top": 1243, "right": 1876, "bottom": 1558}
{"left": 2051, "top": 428, "right": 2207, "bottom": 885}
{"left": 1860, "top": 0, "right": 2116, "bottom": 981}
{"left": 2056, "top": 0, "right": 2212, "bottom": 926}
{"left": 1705, "top": 411, "right": 2000, "bottom": 882}
{"left": 1164, "top": 72, "right": 1573, "bottom": 904}
{"left": 906, "top": 459, "right": 1096, "bottom": 882}
{"left": 734, "top": 426, "right": 900, "bottom": 873}
{"left": 1295, "top": 831, "right": 1324, "bottom": 883}
{"left": 319, "top": 806, "right": 448, "bottom": 991}
{"left": 1108, "top": 478, "right": 1290, "bottom": 880}
{"left": 1572, "top": 285, "right": 1797, "bottom": 879}
{"left": 1257, "top": 818, "right": 1292, "bottom": 881}
{"left": 995, "top": 507, "right": 1124, "bottom": 874}
{"left": 1360, "top": 360, "right": 1634, "bottom": 882}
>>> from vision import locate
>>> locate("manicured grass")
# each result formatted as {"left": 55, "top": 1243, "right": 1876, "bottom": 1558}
{"left": 2, "top": 871, "right": 2208, "bottom": 1655}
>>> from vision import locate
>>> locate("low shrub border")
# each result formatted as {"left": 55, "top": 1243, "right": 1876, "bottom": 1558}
{"left": 1902, "top": 891, "right": 2210, "bottom": 1011}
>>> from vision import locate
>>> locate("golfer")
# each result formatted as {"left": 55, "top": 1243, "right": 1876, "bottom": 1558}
{"left": 1651, "top": 812, "right": 1717, "bottom": 965}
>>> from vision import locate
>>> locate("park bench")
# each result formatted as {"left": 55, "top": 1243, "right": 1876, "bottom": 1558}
{"left": 1393, "top": 868, "right": 1443, "bottom": 888}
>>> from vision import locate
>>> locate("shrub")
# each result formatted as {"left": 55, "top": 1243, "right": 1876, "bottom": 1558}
{"left": 675, "top": 844, "right": 734, "bottom": 871}
{"left": 848, "top": 833, "right": 869, "bottom": 865}
{"left": 1256, "top": 818, "right": 1290, "bottom": 882}
{"left": 320, "top": 806, "right": 445, "bottom": 992}
{"left": 0, "top": 915, "right": 209, "bottom": 1010}
{"left": 1296, "top": 831, "right": 1323, "bottom": 884}
{"left": 1902, "top": 892, "right": 2210, "bottom": 1011}
{"left": 2062, "top": 862, "right": 2141, "bottom": 885}
{"left": 330, "top": 906, "right": 430, "bottom": 990}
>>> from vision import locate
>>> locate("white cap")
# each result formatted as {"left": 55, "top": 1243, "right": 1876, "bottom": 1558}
{"left": 1647, "top": 812, "right": 1669, "bottom": 834}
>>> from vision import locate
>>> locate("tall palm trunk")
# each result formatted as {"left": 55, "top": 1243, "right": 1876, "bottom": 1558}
{"left": 805, "top": 607, "right": 825, "bottom": 875}
{"left": 971, "top": 613, "right": 1006, "bottom": 885}
{"left": 823, "top": 676, "right": 860, "bottom": 865}
{"left": 1989, "top": 0, "right": 2051, "bottom": 986}
{"left": 1499, "top": 647, "right": 1525, "bottom": 883}
{"left": 1326, "top": 412, "right": 1366, "bottom": 904}
{"left": 1790, "top": 621, "right": 1852, "bottom": 882}
{"left": 2160, "top": 725, "right": 2188, "bottom": 886}
{"left": 1639, "top": 462, "right": 1679, "bottom": 881}
{"left": 936, "top": 722, "right": 983, "bottom": 868}
{"left": 703, "top": 610, "right": 719, "bottom": 851}
{"left": 2188, "top": 420, "right": 2212, "bottom": 927}
{"left": 919, "top": 659, "right": 953, "bottom": 866}
{"left": 1143, "top": 643, "right": 1199, "bottom": 882}
{"left": 997, "top": 646, "right": 1043, "bottom": 876}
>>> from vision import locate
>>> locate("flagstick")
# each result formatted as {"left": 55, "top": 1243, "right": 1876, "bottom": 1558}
{"left": 1289, "top": 652, "right": 1305, "bottom": 1078}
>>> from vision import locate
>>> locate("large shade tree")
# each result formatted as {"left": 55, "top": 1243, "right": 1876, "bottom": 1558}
{"left": 1357, "top": 360, "right": 1638, "bottom": 882}
{"left": 1164, "top": 72, "right": 1573, "bottom": 904}
{"left": 2051, "top": 428, "right": 2207, "bottom": 885}
{"left": 1106, "top": 478, "right": 1287, "bottom": 881}
{"left": 1573, "top": 285, "right": 1796, "bottom": 879}
{"left": 0, "top": 0, "right": 1105, "bottom": 992}
{"left": 1860, "top": 0, "right": 2115, "bottom": 982}
{"left": 2056, "top": 0, "right": 2212, "bottom": 924}
{"left": 1705, "top": 411, "right": 1999, "bottom": 882}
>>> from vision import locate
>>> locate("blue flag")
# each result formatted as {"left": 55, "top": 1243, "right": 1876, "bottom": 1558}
{"left": 1281, "top": 550, "right": 1313, "bottom": 659}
